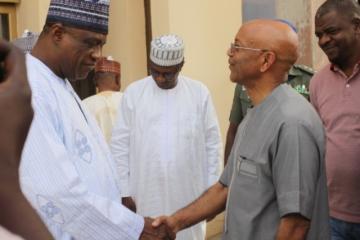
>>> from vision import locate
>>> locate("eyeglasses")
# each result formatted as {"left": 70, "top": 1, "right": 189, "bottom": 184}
{"left": 229, "top": 43, "right": 269, "bottom": 54}
{"left": 150, "top": 68, "right": 179, "bottom": 81}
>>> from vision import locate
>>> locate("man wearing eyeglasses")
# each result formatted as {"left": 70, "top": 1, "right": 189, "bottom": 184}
{"left": 224, "top": 20, "right": 315, "bottom": 165}
{"left": 111, "top": 34, "right": 222, "bottom": 240}
{"left": 152, "top": 20, "right": 329, "bottom": 240}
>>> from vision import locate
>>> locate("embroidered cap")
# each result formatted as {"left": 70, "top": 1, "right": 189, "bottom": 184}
{"left": 95, "top": 56, "right": 121, "bottom": 76}
{"left": 46, "top": 0, "right": 110, "bottom": 34}
{"left": 12, "top": 30, "right": 39, "bottom": 53}
{"left": 150, "top": 34, "right": 184, "bottom": 67}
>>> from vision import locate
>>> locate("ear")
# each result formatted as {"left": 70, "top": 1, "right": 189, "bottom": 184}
{"left": 49, "top": 23, "right": 66, "bottom": 44}
{"left": 260, "top": 51, "right": 276, "bottom": 72}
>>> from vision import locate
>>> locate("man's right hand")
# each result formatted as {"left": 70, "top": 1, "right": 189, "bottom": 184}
{"left": 122, "top": 197, "right": 137, "bottom": 213}
{"left": 139, "top": 217, "right": 175, "bottom": 240}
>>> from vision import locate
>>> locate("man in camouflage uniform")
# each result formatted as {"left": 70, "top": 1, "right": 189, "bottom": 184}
{"left": 224, "top": 64, "right": 314, "bottom": 164}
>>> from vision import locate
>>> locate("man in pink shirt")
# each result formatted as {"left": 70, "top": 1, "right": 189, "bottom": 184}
{"left": 311, "top": 0, "right": 360, "bottom": 239}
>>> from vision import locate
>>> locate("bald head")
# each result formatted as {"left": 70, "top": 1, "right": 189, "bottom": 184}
{"left": 239, "top": 19, "right": 299, "bottom": 68}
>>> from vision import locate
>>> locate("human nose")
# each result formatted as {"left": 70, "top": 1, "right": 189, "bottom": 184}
{"left": 155, "top": 73, "right": 166, "bottom": 82}
{"left": 227, "top": 47, "right": 233, "bottom": 57}
{"left": 318, "top": 34, "right": 331, "bottom": 48}
{"left": 90, "top": 45, "right": 102, "bottom": 60}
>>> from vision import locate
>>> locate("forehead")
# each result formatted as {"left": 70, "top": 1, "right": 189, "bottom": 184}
{"left": 315, "top": 10, "right": 350, "bottom": 29}
{"left": 235, "top": 24, "right": 261, "bottom": 45}
{"left": 235, "top": 26, "right": 249, "bottom": 42}
{"left": 149, "top": 62, "right": 179, "bottom": 72}
{"left": 67, "top": 27, "right": 107, "bottom": 42}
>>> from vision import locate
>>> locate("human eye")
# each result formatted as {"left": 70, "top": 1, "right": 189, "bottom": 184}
{"left": 83, "top": 39, "right": 101, "bottom": 49}
{"left": 325, "top": 27, "right": 340, "bottom": 35}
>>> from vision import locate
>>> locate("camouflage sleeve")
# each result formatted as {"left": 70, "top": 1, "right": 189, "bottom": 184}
{"left": 229, "top": 84, "right": 244, "bottom": 124}
{"left": 288, "top": 65, "right": 315, "bottom": 101}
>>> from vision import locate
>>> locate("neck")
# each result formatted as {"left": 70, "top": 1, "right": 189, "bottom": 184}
{"left": 244, "top": 77, "right": 281, "bottom": 106}
{"left": 338, "top": 48, "right": 360, "bottom": 77}
{"left": 31, "top": 41, "right": 65, "bottom": 79}
{"left": 338, "top": 60, "right": 359, "bottom": 77}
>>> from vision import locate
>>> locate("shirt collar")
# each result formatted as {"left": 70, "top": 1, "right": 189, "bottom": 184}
{"left": 330, "top": 61, "right": 360, "bottom": 80}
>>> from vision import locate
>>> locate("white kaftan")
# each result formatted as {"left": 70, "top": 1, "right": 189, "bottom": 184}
{"left": 20, "top": 54, "right": 144, "bottom": 240}
{"left": 83, "top": 91, "right": 123, "bottom": 143}
{"left": 111, "top": 76, "right": 222, "bottom": 240}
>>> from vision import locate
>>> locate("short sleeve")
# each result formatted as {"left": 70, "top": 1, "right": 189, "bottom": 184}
{"left": 219, "top": 149, "right": 236, "bottom": 186}
{"left": 272, "top": 121, "right": 320, "bottom": 219}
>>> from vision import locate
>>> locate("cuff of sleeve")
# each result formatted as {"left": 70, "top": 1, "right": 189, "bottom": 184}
{"left": 125, "top": 210, "right": 145, "bottom": 239}
{"left": 277, "top": 191, "right": 313, "bottom": 219}
{"left": 120, "top": 182, "right": 130, "bottom": 197}
{"left": 133, "top": 214, "right": 145, "bottom": 239}
{"left": 208, "top": 174, "right": 220, "bottom": 188}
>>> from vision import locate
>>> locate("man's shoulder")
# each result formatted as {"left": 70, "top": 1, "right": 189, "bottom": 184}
{"left": 179, "top": 76, "right": 211, "bottom": 97}
{"left": 180, "top": 75, "right": 207, "bottom": 88}
{"left": 312, "top": 64, "right": 333, "bottom": 79}
{"left": 277, "top": 86, "right": 322, "bottom": 124}
{"left": 125, "top": 76, "right": 151, "bottom": 92}
{"left": 82, "top": 94, "right": 99, "bottom": 105}
{"left": 310, "top": 64, "right": 333, "bottom": 88}
{"left": 25, "top": 54, "right": 61, "bottom": 102}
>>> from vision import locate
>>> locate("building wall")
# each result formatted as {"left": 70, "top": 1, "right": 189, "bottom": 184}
{"left": 15, "top": 0, "right": 147, "bottom": 89}
{"left": 276, "top": 0, "right": 328, "bottom": 70}
{"left": 16, "top": 0, "right": 49, "bottom": 34}
{"left": 276, "top": 0, "right": 312, "bottom": 65}
{"left": 102, "top": 0, "right": 147, "bottom": 88}
{"left": 311, "top": 0, "right": 328, "bottom": 70}
{"left": 151, "top": 0, "right": 243, "bottom": 145}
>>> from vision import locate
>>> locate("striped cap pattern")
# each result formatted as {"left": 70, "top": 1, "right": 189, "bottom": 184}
{"left": 95, "top": 56, "right": 121, "bottom": 76}
{"left": 46, "top": 0, "right": 110, "bottom": 34}
{"left": 150, "top": 34, "right": 184, "bottom": 67}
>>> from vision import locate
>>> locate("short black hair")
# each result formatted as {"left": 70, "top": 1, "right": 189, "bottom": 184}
{"left": 316, "top": 0, "right": 360, "bottom": 20}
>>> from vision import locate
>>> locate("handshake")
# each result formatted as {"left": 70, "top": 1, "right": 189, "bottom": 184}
{"left": 123, "top": 197, "right": 181, "bottom": 240}
{"left": 139, "top": 216, "right": 178, "bottom": 240}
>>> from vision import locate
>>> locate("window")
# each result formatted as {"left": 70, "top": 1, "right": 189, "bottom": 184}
{"left": 0, "top": 3, "right": 17, "bottom": 40}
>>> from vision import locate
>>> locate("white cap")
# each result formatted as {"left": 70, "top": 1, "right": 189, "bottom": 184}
{"left": 150, "top": 34, "right": 184, "bottom": 67}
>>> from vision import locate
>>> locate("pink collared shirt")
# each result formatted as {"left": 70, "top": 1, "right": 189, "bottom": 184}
{"left": 310, "top": 63, "right": 360, "bottom": 223}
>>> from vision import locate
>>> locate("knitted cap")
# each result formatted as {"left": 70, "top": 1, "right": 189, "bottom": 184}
{"left": 46, "top": 0, "right": 110, "bottom": 34}
{"left": 95, "top": 56, "right": 120, "bottom": 76}
{"left": 12, "top": 30, "right": 39, "bottom": 53}
{"left": 150, "top": 34, "right": 184, "bottom": 67}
